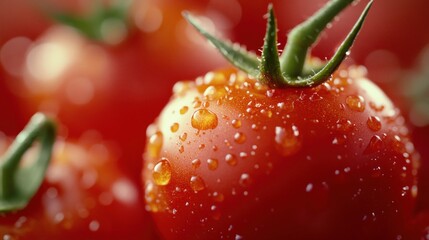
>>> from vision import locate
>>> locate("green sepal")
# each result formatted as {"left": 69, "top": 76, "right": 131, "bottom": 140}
{"left": 0, "top": 113, "right": 56, "bottom": 212}
{"left": 46, "top": 0, "right": 131, "bottom": 43}
{"left": 184, "top": 0, "right": 373, "bottom": 88}
{"left": 259, "top": 4, "right": 284, "bottom": 88}
{"left": 183, "top": 11, "right": 261, "bottom": 78}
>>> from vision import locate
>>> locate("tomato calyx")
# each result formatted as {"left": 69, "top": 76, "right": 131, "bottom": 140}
{"left": 184, "top": 0, "right": 373, "bottom": 88}
{"left": 0, "top": 113, "right": 56, "bottom": 212}
{"left": 45, "top": 0, "right": 131, "bottom": 45}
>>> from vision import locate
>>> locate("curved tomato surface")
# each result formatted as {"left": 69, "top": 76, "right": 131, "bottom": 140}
{"left": 142, "top": 65, "right": 420, "bottom": 239}
{"left": 0, "top": 133, "right": 157, "bottom": 239}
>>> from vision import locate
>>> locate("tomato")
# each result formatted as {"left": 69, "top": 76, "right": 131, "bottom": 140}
{"left": 141, "top": 1, "right": 424, "bottom": 239}
{"left": 142, "top": 65, "right": 420, "bottom": 239}
{"left": 0, "top": 0, "right": 228, "bottom": 182}
{"left": 0, "top": 131, "right": 157, "bottom": 239}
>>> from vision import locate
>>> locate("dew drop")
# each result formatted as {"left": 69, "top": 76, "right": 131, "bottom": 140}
{"left": 193, "top": 98, "right": 202, "bottom": 108}
{"left": 192, "top": 159, "right": 201, "bottom": 169}
{"left": 190, "top": 176, "right": 206, "bottom": 192}
{"left": 207, "top": 158, "right": 219, "bottom": 170}
{"left": 153, "top": 158, "right": 172, "bottom": 186}
{"left": 180, "top": 106, "right": 189, "bottom": 114}
{"left": 203, "top": 86, "right": 227, "bottom": 100}
{"left": 178, "top": 145, "right": 185, "bottom": 153}
{"left": 225, "top": 153, "right": 238, "bottom": 166}
{"left": 369, "top": 101, "right": 384, "bottom": 112}
{"left": 367, "top": 116, "right": 382, "bottom": 132}
{"left": 346, "top": 95, "right": 365, "bottom": 112}
{"left": 239, "top": 173, "right": 251, "bottom": 187}
{"left": 234, "top": 132, "right": 246, "bottom": 144}
{"left": 191, "top": 109, "right": 218, "bottom": 130}
{"left": 170, "top": 123, "right": 179, "bottom": 133}
{"left": 179, "top": 132, "right": 188, "bottom": 141}
{"left": 147, "top": 131, "right": 163, "bottom": 158}
{"left": 213, "top": 191, "right": 225, "bottom": 202}
{"left": 232, "top": 119, "right": 242, "bottom": 129}
{"left": 364, "top": 135, "right": 383, "bottom": 154}
{"left": 275, "top": 125, "right": 301, "bottom": 156}
{"left": 336, "top": 118, "right": 353, "bottom": 132}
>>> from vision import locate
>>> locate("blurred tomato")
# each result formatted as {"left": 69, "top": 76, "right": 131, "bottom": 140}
{"left": 0, "top": 0, "right": 230, "bottom": 182}
{"left": 0, "top": 131, "right": 158, "bottom": 239}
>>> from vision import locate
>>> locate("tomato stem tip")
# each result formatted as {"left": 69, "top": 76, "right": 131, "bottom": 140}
{"left": 184, "top": 0, "right": 373, "bottom": 88}
{"left": 0, "top": 113, "right": 56, "bottom": 212}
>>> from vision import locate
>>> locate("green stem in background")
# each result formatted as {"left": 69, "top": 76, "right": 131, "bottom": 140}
{"left": 184, "top": 0, "right": 373, "bottom": 88}
{"left": 0, "top": 113, "right": 56, "bottom": 212}
{"left": 280, "top": 0, "right": 354, "bottom": 79}
{"left": 44, "top": 0, "right": 132, "bottom": 44}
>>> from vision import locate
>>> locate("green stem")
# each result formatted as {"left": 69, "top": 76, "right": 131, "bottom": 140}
{"left": 280, "top": 0, "right": 354, "bottom": 78}
{"left": 0, "top": 113, "right": 56, "bottom": 212}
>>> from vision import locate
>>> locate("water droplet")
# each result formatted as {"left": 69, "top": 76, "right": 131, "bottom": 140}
{"left": 192, "top": 159, "right": 201, "bottom": 169}
{"left": 191, "top": 109, "right": 218, "bottom": 130}
{"left": 367, "top": 116, "right": 382, "bottom": 132}
{"left": 147, "top": 131, "right": 163, "bottom": 158}
{"left": 231, "top": 119, "right": 242, "bottom": 129}
{"left": 275, "top": 125, "right": 301, "bottom": 156}
{"left": 203, "top": 86, "right": 227, "bottom": 100}
{"left": 178, "top": 145, "right": 185, "bottom": 153}
{"left": 369, "top": 101, "right": 384, "bottom": 112}
{"left": 207, "top": 158, "right": 219, "bottom": 170}
{"left": 213, "top": 191, "right": 224, "bottom": 202}
{"left": 346, "top": 95, "right": 365, "bottom": 112}
{"left": 173, "top": 81, "right": 193, "bottom": 96}
{"left": 239, "top": 173, "right": 251, "bottom": 187}
{"left": 234, "top": 132, "right": 246, "bottom": 144}
{"left": 179, "top": 132, "right": 188, "bottom": 141}
{"left": 153, "top": 158, "right": 172, "bottom": 186}
{"left": 305, "top": 183, "right": 313, "bottom": 192}
{"left": 225, "top": 154, "right": 238, "bottom": 166}
{"left": 199, "top": 144, "right": 206, "bottom": 149}
{"left": 170, "top": 123, "right": 179, "bottom": 133}
{"left": 190, "top": 176, "right": 206, "bottom": 192}
{"left": 180, "top": 106, "right": 189, "bottom": 114}
{"left": 204, "top": 71, "right": 226, "bottom": 85}
{"left": 364, "top": 135, "right": 383, "bottom": 154}
{"left": 336, "top": 118, "right": 353, "bottom": 132}
{"left": 193, "top": 98, "right": 202, "bottom": 108}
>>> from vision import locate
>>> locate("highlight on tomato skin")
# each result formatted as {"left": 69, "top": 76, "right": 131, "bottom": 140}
{"left": 0, "top": 132, "right": 158, "bottom": 240}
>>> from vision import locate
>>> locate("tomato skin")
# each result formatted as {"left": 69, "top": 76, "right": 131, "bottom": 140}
{"left": 142, "top": 66, "right": 419, "bottom": 239}
{"left": 0, "top": 134, "right": 157, "bottom": 239}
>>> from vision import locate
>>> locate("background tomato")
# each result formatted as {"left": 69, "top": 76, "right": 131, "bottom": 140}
{"left": 0, "top": 130, "right": 157, "bottom": 239}
{"left": 0, "top": 0, "right": 230, "bottom": 183}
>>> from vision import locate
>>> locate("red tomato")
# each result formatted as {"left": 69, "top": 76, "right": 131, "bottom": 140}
{"left": 0, "top": 132, "right": 157, "bottom": 239}
{"left": 142, "top": 65, "right": 419, "bottom": 239}
{"left": 0, "top": 0, "right": 228, "bottom": 182}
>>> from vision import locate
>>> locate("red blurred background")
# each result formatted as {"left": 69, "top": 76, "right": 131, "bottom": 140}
{"left": 1, "top": 0, "right": 428, "bottom": 237}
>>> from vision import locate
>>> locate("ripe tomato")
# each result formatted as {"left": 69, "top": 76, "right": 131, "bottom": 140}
{"left": 142, "top": 65, "right": 419, "bottom": 239}
{"left": 0, "top": 132, "right": 157, "bottom": 239}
